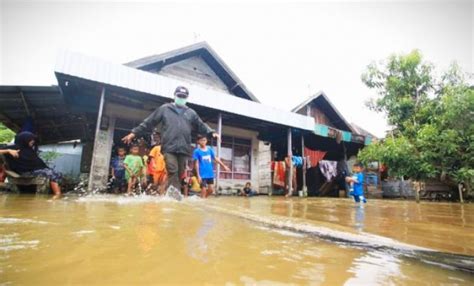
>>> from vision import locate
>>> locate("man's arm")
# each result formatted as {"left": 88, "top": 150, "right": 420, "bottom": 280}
{"left": 122, "top": 107, "right": 164, "bottom": 144}
{"left": 191, "top": 110, "right": 216, "bottom": 136}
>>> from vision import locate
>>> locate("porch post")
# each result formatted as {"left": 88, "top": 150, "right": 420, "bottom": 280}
{"left": 301, "top": 133, "right": 307, "bottom": 196}
{"left": 216, "top": 112, "right": 223, "bottom": 192}
{"left": 88, "top": 87, "right": 115, "bottom": 192}
{"left": 287, "top": 128, "right": 293, "bottom": 197}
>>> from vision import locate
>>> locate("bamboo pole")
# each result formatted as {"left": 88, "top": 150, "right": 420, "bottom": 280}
{"left": 287, "top": 128, "right": 292, "bottom": 197}
{"left": 215, "top": 113, "right": 222, "bottom": 193}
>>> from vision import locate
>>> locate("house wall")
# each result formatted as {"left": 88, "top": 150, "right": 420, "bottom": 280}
{"left": 88, "top": 115, "right": 116, "bottom": 191}
{"left": 207, "top": 123, "right": 269, "bottom": 194}
{"left": 257, "top": 141, "right": 272, "bottom": 194}
{"left": 39, "top": 143, "right": 84, "bottom": 178}
{"left": 310, "top": 106, "right": 335, "bottom": 128}
{"left": 158, "top": 56, "right": 229, "bottom": 93}
{"left": 296, "top": 105, "right": 336, "bottom": 128}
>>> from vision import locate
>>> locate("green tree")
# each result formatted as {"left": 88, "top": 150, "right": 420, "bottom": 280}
{"left": 39, "top": 151, "right": 62, "bottom": 166}
{"left": 359, "top": 51, "right": 474, "bottom": 196}
{"left": 0, "top": 123, "right": 15, "bottom": 143}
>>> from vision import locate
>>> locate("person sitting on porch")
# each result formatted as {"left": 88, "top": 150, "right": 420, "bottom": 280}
{"left": 0, "top": 131, "right": 62, "bottom": 199}
{"left": 240, "top": 182, "right": 258, "bottom": 197}
{"left": 121, "top": 86, "right": 221, "bottom": 200}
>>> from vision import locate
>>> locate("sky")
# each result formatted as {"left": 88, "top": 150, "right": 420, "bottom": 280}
{"left": 1, "top": 0, "right": 472, "bottom": 137}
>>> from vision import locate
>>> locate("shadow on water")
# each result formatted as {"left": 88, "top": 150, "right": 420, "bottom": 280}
{"left": 200, "top": 199, "right": 474, "bottom": 274}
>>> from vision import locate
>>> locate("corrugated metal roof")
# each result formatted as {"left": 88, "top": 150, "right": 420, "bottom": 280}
{"left": 351, "top": 122, "right": 378, "bottom": 139}
{"left": 55, "top": 50, "right": 315, "bottom": 132}
{"left": 0, "top": 85, "right": 91, "bottom": 144}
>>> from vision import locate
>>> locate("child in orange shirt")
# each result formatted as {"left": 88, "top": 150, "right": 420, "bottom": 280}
{"left": 148, "top": 132, "right": 167, "bottom": 195}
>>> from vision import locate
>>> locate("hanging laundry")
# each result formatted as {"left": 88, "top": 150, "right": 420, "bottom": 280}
{"left": 314, "top": 124, "right": 329, "bottom": 137}
{"left": 304, "top": 147, "right": 326, "bottom": 168}
{"left": 291, "top": 156, "right": 303, "bottom": 167}
{"left": 335, "top": 130, "right": 343, "bottom": 144}
{"left": 319, "top": 160, "right": 337, "bottom": 181}
{"left": 342, "top": 131, "right": 352, "bottom": 142}
{"left": 304, "top": 156, "right": 311, "bottom": 169}
{"left": 273, "top": 161, "right": 286, "bottom": 187}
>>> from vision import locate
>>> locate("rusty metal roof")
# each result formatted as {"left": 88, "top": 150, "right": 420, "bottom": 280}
{"left": 0, "top": 85, "right": 91, "bottom": 144}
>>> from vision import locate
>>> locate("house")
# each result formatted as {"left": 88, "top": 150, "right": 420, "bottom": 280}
{"left": 0, "top": 42, "right": 372, "bottom": 195}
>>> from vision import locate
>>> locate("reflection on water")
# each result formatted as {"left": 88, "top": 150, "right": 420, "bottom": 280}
{"left": 345, "top": 251, "right": 402, "bottom": 285}
{"left": 0, "top": 194, "right": 473, "bottom": 285}
{"left": 353, "top": 206, "right": 365, "bottom": 232}
{"left": 231, "top": 197, "right": 474, "bottom": 256}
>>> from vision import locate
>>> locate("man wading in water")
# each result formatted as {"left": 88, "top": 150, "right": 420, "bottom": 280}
{"left": 122, "top": 86, "right": 220, "bottom": 200}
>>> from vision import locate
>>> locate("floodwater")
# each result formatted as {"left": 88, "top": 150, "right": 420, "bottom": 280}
{"left": 1, "top": 194, "right": 473, "bottom": 285}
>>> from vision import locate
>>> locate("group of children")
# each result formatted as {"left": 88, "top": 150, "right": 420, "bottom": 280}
{"left": 110, "top": 131, "right": 363, "bottom": 202}
{"left": 110, "top": 131, "right": 167, "bottom": 196}
{"left": 110, "top": 132, "right": 256, "bottom": 198}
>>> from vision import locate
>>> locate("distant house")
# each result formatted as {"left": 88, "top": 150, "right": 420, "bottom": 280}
{"left": 0, "top": 42, "right": 372, "bottom": 195}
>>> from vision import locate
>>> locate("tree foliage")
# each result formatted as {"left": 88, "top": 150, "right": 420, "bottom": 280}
{"left": 359, "top": 50, "right": 474, "bottom": 193}
{"left": 0, "top": 123, "right": 15, "bottom": 144}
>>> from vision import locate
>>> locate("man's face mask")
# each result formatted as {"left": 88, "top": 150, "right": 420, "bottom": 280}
{"left": 174, "top": 96, "right": 187, "bottom": 106}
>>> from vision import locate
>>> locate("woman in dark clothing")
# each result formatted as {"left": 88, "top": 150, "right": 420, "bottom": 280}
{"left": 0, "top": 132, "right": 62, "bottom": 198}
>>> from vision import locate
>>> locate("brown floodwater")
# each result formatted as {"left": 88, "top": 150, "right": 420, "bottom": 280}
{"left": 1, "top": 194, "right": 473, "bottom": 285}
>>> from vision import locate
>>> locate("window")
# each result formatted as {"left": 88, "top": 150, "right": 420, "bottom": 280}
{"left": 187, "top": 136, "right": 252, "bottom": 180}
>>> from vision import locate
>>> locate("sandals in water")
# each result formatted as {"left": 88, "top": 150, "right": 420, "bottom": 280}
{"left": 166, "top": 186, "right": 183, "bottom": 201}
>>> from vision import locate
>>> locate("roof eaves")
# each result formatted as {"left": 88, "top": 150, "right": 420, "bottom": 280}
{"left": 291, "top": 90, "right": 325, "bottom": 113}
{"left": 124, "top": 42, "right": 260, "bottom": 103}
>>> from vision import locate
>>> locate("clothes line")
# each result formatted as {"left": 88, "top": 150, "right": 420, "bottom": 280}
{"left": 304, "top": 147, "right": 327, "bottom": 168}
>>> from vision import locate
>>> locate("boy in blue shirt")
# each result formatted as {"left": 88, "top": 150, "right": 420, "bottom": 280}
{"left": 193, "top": 134, "right": 230, "bottom": 198}
{"left": 346, "top": 162, "right": 367, "bottom": 203}
{"left": 110, "top": 146, "right": 127, "bottom": 193}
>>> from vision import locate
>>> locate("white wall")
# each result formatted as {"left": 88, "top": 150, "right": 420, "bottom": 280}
{"left": 208, "top": 123, "right": 260, "bottom": 193}
{"left": 39, "top": 143, "right": 84, "bottom": 178}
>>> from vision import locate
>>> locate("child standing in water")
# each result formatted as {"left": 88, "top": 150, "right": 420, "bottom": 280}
{"left": 124, "top": 143, "right": 144, "bottom": 195}
{"left": 346, "top": 163, "right": 367, "bottom": 203}
{"left": 193, "top": 134, "right": 230, "bottom": 198}
{"left": 148, "top": 132, "right": 167, "bottom": 195}
{"left": 110, "top": 146, "right": 127, "bottom": 193}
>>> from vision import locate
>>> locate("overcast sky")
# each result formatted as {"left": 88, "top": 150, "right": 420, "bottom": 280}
{"left": 1, "top": 0, "right": 472, "bottom": 137}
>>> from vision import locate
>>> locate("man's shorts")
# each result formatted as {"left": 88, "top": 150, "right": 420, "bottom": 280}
{"left": 200, "top": 178, "right": 214, "bottom": 188}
